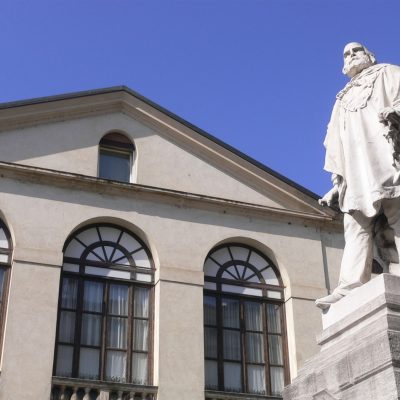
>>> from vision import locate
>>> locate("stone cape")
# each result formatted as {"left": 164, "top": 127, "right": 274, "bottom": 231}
{"left": 324, "top": 63, "right": 400, "bottom": 217}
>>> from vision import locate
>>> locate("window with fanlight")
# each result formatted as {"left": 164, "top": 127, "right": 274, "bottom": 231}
{"left": 0, "top": 219, "right": 12, "bottom": 360}
{"left": 203, "top": 244, "right": 288, "bottom": 397}
{"left": 53, "top": 224, "right": 154, "bottom": 385}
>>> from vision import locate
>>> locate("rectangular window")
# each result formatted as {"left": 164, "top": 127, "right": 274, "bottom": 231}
{"left": 54, "top": 277, "right": 151, "bottom": 385}
{"left": 204, "top": 294, "right": 286, "bottom": 396}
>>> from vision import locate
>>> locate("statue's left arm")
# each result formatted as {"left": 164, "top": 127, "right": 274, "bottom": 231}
{"left": 378, "top": 65, "right": 400, "bottom": 169}
{"left": 378, "top": 65, "right": 400, "bottom": 122}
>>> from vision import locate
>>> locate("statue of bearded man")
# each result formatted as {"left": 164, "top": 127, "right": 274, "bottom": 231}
{"left": 316, "top": 42, "right": 400, "bottom": 310}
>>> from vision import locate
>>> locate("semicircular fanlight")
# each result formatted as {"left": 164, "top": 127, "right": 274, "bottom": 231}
{"left": 204, "top": 244, "right": 282, "bottom": 299}
{"left": 0, "top": 221, "right": 12, "bottom": 265}
{"left": 63, "top": 224, "right": 153, "bottom": 283}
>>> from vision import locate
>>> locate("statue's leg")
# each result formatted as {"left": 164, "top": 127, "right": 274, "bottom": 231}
{"left": 316, "top": 212, "right": 373, "bottom": 309}
{"left": 336, "top": 211, "right": 374, "bottom": 295}
{"left": 383, "top": 198, "right": 400, "bottom": 274}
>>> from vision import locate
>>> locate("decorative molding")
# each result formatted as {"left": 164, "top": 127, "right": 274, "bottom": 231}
{"left": 0, "top": 161, "right": 342, "bottom": 229}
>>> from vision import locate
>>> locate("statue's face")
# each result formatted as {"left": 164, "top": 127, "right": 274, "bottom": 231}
{"left": 343, "top": 42, "right": 373, "bottom": 78}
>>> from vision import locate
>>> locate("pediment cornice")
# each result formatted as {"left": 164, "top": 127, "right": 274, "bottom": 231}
{"left": 0, "top": 161, "right": 342, "bottom": 230}
{"left": 0, "top": 87, "right": 333, "bottom": 218}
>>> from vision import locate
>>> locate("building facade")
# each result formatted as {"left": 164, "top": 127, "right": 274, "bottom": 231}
{"left": 0, "top": 87, "right": 343, "bottom": 400}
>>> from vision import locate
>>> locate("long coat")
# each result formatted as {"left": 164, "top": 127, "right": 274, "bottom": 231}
{"left": 324, "top": 63, "right": 400, "bottom": 217}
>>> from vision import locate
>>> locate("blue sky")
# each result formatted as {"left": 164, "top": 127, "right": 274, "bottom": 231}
{"left": 1, "top": 0, "right": 400, "bottom": 196}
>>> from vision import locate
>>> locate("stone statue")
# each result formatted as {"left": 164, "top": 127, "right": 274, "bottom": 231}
{"left": 316, "top": 42, "right": 400, "bottom": 310}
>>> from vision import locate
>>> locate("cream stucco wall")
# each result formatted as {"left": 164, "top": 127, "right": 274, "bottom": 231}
{"left": 0, "top": 261, "right": 60, "bottom": 400}
{"left": 0, "top": 172, "right": 343, "bottom": 398}
{"left": 0, "top": 112, "right": 293, "bottom": 209}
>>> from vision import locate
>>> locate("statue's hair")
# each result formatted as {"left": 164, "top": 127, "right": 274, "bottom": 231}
{"left": 342, "top": 44, "right": 377, "bottom": 75}
{"left": 365, "top": 46, "right": 377, "bottom": 64}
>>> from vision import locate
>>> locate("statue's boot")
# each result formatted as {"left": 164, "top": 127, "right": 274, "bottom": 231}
{"left": 315, "top": 292, "right": 344, "bottom": 310}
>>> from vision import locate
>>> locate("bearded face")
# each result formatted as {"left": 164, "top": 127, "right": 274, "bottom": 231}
{"left": 343, "top": 43, "right": 374, "bottom": 78}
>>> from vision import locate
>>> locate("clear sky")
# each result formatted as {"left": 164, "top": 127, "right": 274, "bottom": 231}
{"left": 1, "top": 0, "right": 400, "bottom": 196}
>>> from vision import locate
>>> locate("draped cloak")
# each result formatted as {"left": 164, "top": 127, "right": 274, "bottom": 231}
{"left": 324, "top": 64, "right": 400, "bottom": 217}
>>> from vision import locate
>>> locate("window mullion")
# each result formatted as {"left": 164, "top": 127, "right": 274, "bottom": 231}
{"left": 240, "top": 298, "right": 247, "bottom": 393}
{"left": 100, "top": 282, "right": 109, "bottom": 381}
{"left": 72, "top": 277, "right": 84, "bottom": 378}
{"left": 127, "top": 285, "right": 134, "bottom": 383}
{"left": 281, "top": 304, "right": 290, "bottom": 386}
{"left": 263, "top": 301, "right": 271, "bottom": 395}
{"left": 216, "top": 293, "right": 224, "bottom": 391}
{"left": 148, "top": 286, "right": 155, "bottom": 386}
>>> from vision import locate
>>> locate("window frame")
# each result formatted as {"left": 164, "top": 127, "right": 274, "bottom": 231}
{"left": 53, "top": 224, "right": 154, "bottom": 385}
{"left": 203, "top": 243, "right": 290, "bottom": 397}
{"left": 0, "top": 219, "right": 12, "bottom": 363}
{"left": 98, "top": 133, "right": 135, "bottom": 183}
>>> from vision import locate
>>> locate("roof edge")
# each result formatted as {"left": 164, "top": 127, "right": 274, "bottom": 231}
{"left": 0, "top": 86, "right": 321, "bottom": 200}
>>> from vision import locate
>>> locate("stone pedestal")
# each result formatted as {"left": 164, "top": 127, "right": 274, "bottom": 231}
{"left": 283, "top": 274, "right": 400, "bottom": 400}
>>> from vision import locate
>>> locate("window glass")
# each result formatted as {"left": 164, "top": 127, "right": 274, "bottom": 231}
{"left": 56, "top": 345, "right": 73, "bottom": 377}
{"left": 205, "top": 360, "right": 218, "bottom": 390}
{"left": 268, "top": 335, "right": 283, "bottom": 365}
{"left": 223, "top": 330, "right": 241, "bottom": 360}
{"left": 0, "top": 228, "right": 8, "bottom": 249}
{"left": 246, "top": 333, "right": 264, "bottom": 363}
{"left": 267, "top": 304, "right": 282, "bottom": 333}
{"left": 204, "top": 328, "right": 217, "bottom": 358}
{"left": 79, "top": 348, "right": 100, "bottom": 380}
{"left": 133, "top": 320, "right": 148, "bottom": 351}
{"left": 83, "top": 281, "right": 103, "bottom": 312}
{"left": 59, "top": 311, "right": 76, "bottom": 343}
{"left": 107, "top": 317, "right": 128, "bottom": 349}
{"left": 248, "top": 365, "right": 266, "bottom": 394}
{"left": 271, "top": 367, "right": 285, "bottom": 396}
{"left": 132, "top": 352, "right": 148, "bottom": 385}
{"left": 204, "top": 296, "right": 216, "bottom": 325}
{"left": 81, "top": 314, "right": 101, "bottom": 346}
{"left": 134, "top": 288, "right": 149, "bottom": 318}
{"left": 109, "top": 284, "right": 128, "bottom": 316}
{"left": 222, "top": 298, "right": 239, "bottom": 328}
{"left": 106, "top": 351, "right": 127, "bottom": 382}
{"left": 245, "top": 301, "right": 263, "bottom": 331}
{"left": 223, "top": 362, "right": 242, "bottom": 392}
{"left": 99, "top": 150, "right": 130, "bottom": 182}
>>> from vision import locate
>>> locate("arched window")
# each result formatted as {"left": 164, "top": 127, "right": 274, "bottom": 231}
{"left": 99, "top": 132, "right": 135, "bottom": 182}
{"left": 203, "top": 244, "right": 288, "bottom": 397}
{"left": 0, "top": 219, "right": 12, "bottom": 358}
{"left": 53, "top": 224, "right": 154, "bottom": 385}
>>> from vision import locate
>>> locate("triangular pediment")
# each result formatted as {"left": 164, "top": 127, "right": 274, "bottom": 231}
{"left": 0, "top": 87, "right": 336, "bottom": 222}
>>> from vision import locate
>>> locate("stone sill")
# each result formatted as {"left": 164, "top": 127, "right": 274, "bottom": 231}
{"left": 205, "top": 389, "right": 282, "bottom": 400}
{"left": 52, "top": 376, "right": 158, "bottom": 395}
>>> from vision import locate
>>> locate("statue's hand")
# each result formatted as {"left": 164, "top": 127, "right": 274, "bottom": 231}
{"left": 319, "top": 186, "right": 339, "bottom": 207}
{"left": 379, "top": 107, "right": 397, "bottom": 124}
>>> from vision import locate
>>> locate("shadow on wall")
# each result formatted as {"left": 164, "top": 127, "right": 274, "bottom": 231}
{"left": 0, "top": 113, "right": 154, "bottom": 163}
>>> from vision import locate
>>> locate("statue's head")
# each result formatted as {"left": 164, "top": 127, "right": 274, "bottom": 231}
{"left": 342, "top": 42, "right": 377, "bottom": 78}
